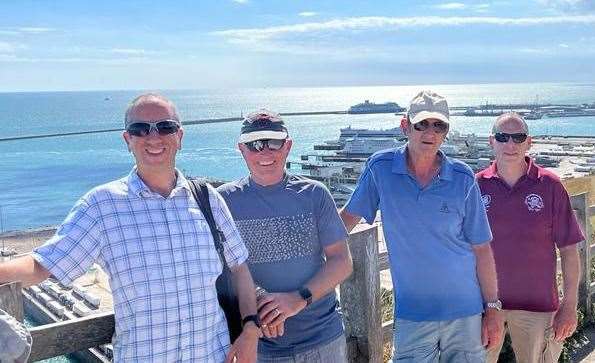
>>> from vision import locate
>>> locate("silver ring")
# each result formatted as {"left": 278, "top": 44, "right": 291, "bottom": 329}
{"left": 275, "top": 308, "right": 281, "bottom": 315}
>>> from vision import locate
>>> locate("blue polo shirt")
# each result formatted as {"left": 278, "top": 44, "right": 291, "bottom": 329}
{"left": 345, "top": 146, "right": 492, "bottom": 321}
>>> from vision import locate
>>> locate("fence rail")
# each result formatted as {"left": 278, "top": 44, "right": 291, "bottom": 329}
{"left": 0, "top": 193, "right": 592, "bottom": 362}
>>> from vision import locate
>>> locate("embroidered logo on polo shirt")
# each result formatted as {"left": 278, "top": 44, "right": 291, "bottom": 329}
{"left": 481, "top": 194, "right": 491, "bottom": 210}
{"left": 525, "top": 193, "right": 544, "bottom": 212}
{"left": 440, "top": 202, "right": 449, "bottom": 213}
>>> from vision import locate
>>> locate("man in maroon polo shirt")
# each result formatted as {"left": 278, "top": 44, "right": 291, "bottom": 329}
{"left": 477, "top": 112, "right": 584, "bottom": 363}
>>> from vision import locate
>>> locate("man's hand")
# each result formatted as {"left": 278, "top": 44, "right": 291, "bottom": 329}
{"left": 261, "top": 323, "right": 285, "bottom": 339}
{"left": 257, "top": 292, "right": 306, "bottom": 328}
{"left": 224, "top": 323, "right": 261, "bottom": 363}
{"left": 553, "top": 302, "right": 578, "bottom": 342}
{"left": 482, "top": 309, "right": 504, "bottom": 350}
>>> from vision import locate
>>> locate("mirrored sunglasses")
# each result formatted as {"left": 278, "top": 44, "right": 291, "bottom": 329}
{"left": 126, "top": 120, "right": 180, "bottom": 137}
{"left": 494, "top": 132, "right": 528, "bottom": 144}
{"left": 244, "top": 139, "right": 286, "bottom": 152}
{"left": 412, "top": 119, "right": 449, "bottom": 133}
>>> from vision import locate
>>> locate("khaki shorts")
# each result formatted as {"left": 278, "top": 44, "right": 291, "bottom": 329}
{"left": 487, "top": 310, "right": 563, "bottom": 363}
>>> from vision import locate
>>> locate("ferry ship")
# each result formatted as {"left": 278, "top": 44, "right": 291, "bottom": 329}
{"left": 347, "top": 100, "right": 406, "bottom": 114}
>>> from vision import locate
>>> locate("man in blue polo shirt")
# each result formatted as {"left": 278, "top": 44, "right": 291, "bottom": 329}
{"left": 340, "top": 90, "right": 503, "bottom": 362}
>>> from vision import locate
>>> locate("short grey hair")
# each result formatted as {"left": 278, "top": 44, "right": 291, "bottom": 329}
{"left": 492, "top": 112, "right": 529, "bottom": 134}
{"left": 124, "top": 93, "right": 180, "bottom": 128}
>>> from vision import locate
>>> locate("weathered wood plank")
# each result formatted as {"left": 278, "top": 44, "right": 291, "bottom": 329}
{"left": 0, "top": 281, "right": 24, "bottom": 322}
{"left": 29, "top": 311, "right": 115, "bottom": 361}
{"left": 378, "top": 251, "right": 389, "bottom": 271}
{"left": 572, "top": 193, "right": 592, "bottom": 319}
{"left": 341, "top": 225, "right": 383, "bottom": 363}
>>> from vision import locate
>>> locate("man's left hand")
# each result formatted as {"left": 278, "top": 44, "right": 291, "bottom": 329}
{"left": 224, "top": 323, "right": 261, "bottom": 363}
{"left": 553, "top": 303, "right": 578, "bottom": 342}
{"left": 482, "top": 309, "right": 504, "bottom": 350}
{"left": 257, "top": 292, "right": 306, "bottom": 328}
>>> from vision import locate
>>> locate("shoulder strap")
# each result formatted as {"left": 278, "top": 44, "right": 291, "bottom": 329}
{"left": 188, "top": 179, "right": 230, "bottom": 271}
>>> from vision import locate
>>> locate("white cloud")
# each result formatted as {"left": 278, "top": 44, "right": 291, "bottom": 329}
{"left": 0, "top": 41, "right": 27, "bottom": 53}
{"left": 537, "top": 0, "right": 595, "bottom": 12}
{"left": 232, "top": 0, "right": 249, "bottom": 4}
{"left": 435, "top": 3, "right": 467, "bottom": 10}
{"left": 299, "top": 12, "right": 318, "bottom": 17}
{"left": 17, "top": 27, "right": 55, "bottom": 34}
{"left": 212, "top": 15, "right": 595, "bottom": 43}
{"left": 111, "top": 48, "right": 147, "bottom": 55}
{"left": 0, "top": 27, "right": 55, "bottom": 36}
{"left": 559, "top": 43, "right": 570, "bottom": 47}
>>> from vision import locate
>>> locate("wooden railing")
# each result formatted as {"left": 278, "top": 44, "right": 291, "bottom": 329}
{"left": 0, "top": 193, "right": 592, "bottom": 362}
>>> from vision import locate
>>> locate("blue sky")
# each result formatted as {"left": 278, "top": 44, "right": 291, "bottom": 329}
{"left": 1, "top": 0, "right": 594, "bottom": 91}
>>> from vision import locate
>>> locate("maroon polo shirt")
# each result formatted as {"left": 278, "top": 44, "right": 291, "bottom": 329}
{"left": 476, "top": 157, "right": 584, "bottom": 312}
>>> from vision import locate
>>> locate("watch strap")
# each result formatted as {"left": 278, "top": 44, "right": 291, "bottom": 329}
{"left": 298, "top": 287, "right": 313, "bottom": 306}
{"left": 242, "top": 314, "right": 261, "bottom": 328}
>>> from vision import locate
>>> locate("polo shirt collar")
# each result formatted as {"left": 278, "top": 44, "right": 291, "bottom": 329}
{"left": 392, "top": 144, "right": 453, "bottom": 181}
{"left": 480, "top": 156, "right": 537, "bottom": 181}
{"left": 127, "top": 166, "right": 191, "bottom": 198}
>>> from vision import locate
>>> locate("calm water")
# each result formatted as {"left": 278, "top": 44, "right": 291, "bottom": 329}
{"left": 1, "top": 83, "right": 595, "bottom": 231}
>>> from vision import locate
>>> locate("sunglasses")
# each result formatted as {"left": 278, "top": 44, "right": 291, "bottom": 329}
{"left": 412, "top": 119, "right": 449, "bottom": 133}
{"left": 126, "top": 120, "right": 180, "bottom": 137}
{"left": 494, "top": 132, "right": 528, "bottom": 144}
{"left": 244, "top": 139, "right": 286, "bottom": 152}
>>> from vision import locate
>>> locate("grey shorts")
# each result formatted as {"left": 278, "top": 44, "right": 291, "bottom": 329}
{"left": 257, "top": 334, "right": 347, "bottom": 363}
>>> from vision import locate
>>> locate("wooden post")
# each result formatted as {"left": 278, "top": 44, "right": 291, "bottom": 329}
{"left": 0, "top": 281, "right": 24, "bottom": 322}
{"left": 571, "top": 192, "right": 592, "bottom": 320}
{"left": 340, "top": 224, "right": 383, "bottom": 363}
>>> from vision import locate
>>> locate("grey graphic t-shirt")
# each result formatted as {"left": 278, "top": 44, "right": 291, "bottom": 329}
{"left": 218, "top": 173, "right": 347, "bottom": 356}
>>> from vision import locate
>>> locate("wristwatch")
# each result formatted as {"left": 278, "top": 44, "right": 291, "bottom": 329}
{"left": 242, "top": 314, "right": 261, "bottom": 328}
{"left": 484, "top": 300, "right": 503, "bottom": 311}
{"left": 298, "top": 287, "right": 313, "bottom": 306}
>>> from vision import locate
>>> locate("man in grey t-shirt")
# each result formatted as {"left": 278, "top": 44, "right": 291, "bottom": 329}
{"left": 217, "top": 109, "right": 353, "bottom": 362}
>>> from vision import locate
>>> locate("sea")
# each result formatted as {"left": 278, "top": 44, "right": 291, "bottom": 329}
{"left": 1, "top": 83, "right": 595, "bottom": 233}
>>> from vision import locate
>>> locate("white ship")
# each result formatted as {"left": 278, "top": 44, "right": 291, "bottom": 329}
{"left": 348, "top": 100, "right": 406, "bottom": 114}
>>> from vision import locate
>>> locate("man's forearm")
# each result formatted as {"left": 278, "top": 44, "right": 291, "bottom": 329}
{"left": 303, "top": 241, "right": 353, "bottom": 302}
{"left": 473, "top": 242, "right": 498, "bottom": 302}
{"left": 0, "top": 255, "right": 50, "bottom": 287}
{"left": 560, "top": 245, "right": 580, "bottom": 308}
{"left": 231, "top": 263, "right": 258, "bottom": 318}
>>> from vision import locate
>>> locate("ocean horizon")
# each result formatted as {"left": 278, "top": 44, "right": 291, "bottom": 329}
{"left": 1, "top": 82, "right": 595, "bottom": 232}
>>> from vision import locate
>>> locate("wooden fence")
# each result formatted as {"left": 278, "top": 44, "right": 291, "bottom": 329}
{"left": 0, "top": 193, "right": 592, "bottom": 362}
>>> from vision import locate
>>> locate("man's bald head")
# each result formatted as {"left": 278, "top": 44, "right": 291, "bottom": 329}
{"left": 492, "top": 112, "right": 529, "bottom": 135}
{"left": 124, "top": 93, "right": 179, "bottom": 128}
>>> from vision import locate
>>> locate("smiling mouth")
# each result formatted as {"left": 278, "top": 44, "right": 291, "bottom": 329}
{"left": 258, "top": 160, "right": 274, "bottom": 166}
{"left": 146, "top": 147, "right": 166, "bottom": 155}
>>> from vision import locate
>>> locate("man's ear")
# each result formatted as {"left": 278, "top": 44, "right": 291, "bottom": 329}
{"left": 123, "top": 131, "right": 131, "bottom": 152}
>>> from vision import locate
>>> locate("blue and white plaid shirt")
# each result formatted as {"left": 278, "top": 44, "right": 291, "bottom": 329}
{"left": 33, "top": 168, "right": 248, "bottom": 362}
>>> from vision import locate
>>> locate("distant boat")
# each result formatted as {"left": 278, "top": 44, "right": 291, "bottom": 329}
{"left": 348, "top": 100, "right": 406, "bottom": 114}
{"left": 104, "top": 97, "right": 111, "bottom": 101}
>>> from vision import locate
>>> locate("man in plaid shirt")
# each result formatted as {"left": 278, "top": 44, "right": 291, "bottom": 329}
{"left": 0, "top": 93, "right": 261, "bottom": 362}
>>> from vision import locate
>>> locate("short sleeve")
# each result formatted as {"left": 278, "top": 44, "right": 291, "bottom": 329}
{"left": 209, "top": 185, "right": 249, "bottom": 268}
{"left": 32, "top": 197, "right": 103, "bottom": 286}
{"left": 315, "top": 184, "right": 349, "bottom": 247}
{"left": 344, "top": 161, "right": 380, "bottom": 224}
{"left": 552, "top": 182, "right": 584, "bottom": 248}
{"left": 462, "top": 181, "right": 493, "bottom": 245}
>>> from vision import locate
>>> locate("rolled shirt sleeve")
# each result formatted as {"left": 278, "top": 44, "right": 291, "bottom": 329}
{"left": 344, "top": 163, "right": 380, "bottom": 224}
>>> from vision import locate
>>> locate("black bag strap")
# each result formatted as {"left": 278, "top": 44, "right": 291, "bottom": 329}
{"left": 188, "top": 180, "right": 230, "bottom": 271}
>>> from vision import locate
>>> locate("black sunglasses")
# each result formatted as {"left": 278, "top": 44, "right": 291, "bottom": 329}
{"left": 412, "top": 119, "right": 449, "bottom": 133}
{"left": 126, "top": 120, "right": 180, "bottom": 137}
{"left": 494, "top": 132, "right": 528, "bottom": 144}
{"left": 244, "top": 139, "right": 286, "bottom": 152}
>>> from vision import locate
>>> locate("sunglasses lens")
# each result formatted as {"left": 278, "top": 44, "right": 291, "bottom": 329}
{"left": 127, "top": 123, "right": 151, "bottom": 137}
{"left": 433, "top": 122, "right": 448, "bottom": 133}
{"left": 156, "top": 121, "right": 180, "bottom": 135}
{"left": 245, "top": 140, "right": 264, "bottom": 152}
{"left": 413, "top": 120, "right": 429, "bottom": 131}
{"left": 266, "top": 139, "right": 285, "bottom": 150}
{"left": 511, "top": 134, "right": 527, "bottom": 143}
